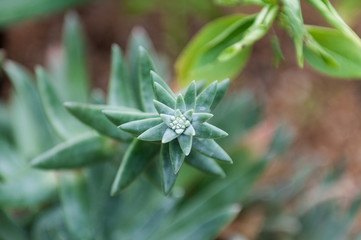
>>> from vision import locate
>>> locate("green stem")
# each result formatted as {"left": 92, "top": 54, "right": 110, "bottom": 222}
{"left": 305, "top": 0, "right": 361, "bottom": 48}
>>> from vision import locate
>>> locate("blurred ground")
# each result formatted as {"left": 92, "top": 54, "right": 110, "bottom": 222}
{"left": 1, "top": 0, "right": 361, "bottom": 238}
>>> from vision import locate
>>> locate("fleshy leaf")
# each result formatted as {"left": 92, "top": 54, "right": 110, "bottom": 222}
{"left": 107, "top": 44, "right": 133, "bottom": 107}
{"left": 169, "top": 140, "right": 185, "bottom": 173}
{"left": 195, "top": 81, "right": 217, "bottom": 112}
{"left": 153, "top": 100, "right": 175, "bottom": 115}
{"left": 111, "top": 140, "right": 159, "bottom": 195}
{"left": 210, "top": 78, "right": 229, "bottom": 111}
{"left": 36, "top": 66, "right": 88, "bottom": 140}
{"left": 150, "top": 70, "right": 173, "bottom": 95}
{"left": 183, "top": 109, "right": 194, "bottom": 120}
{"left": 192, "top": 113, "right": 213, "bottom": 123}
{"left": 178, "top": 134, "right": 192, "bottom": 156}
{"left": 185, "top": 151, "right": 225, "bottom": 177}
{"left": 162, "top": 128, "right": 179, "bottom": 143}
{"left": 184, "top": 125, "right": 196, "bottom": 136}
{"left": 192, "top": 138, "right": 232, "bottom": 163}
{"left": 64, "top": 102, "right": 132, "bottom": 141}
{"left": 153, "top": 82, "right": 176, "bottom": 108}
{"left": 103, "top": 110, "right": 157, "bottom": 126}
{"left": 160, "top": 144, "right": 177, "bottom": 194}
{"left": 183, "top": 81, "right": 196, "bottom": 110}
{"left": 31, "top": 133, "right": 110, "bottom": 169}
{"left": 176, "top": 94, "right": 186, "bottom": 113}
{"left": 138, "top": 123, "right": 168, "bottom": 141}
{"left": 160, "top": 114, "right": 173, "bottom": 127}
{"left": 0, "top": 209, "right": 27, "bottom": 240}
{"left": 62, "top": 12, "right": 89, "bottom": 102}
{"left": 194, "top": 123, "right": 228, "bottom": 139}
{"left": 120, "top": 118, "right": 163, "bottom": 135}
{"left": 138, "top": 46, "right": 156, "bottom": 112}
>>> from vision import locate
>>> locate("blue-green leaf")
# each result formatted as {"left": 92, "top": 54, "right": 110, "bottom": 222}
{"left": 192, "top": 138, "right": 232, "bottom": 163}
{"left": 210, "top": 78, "right": 229, "bottom": 111}
{"left": 138, "top": 123, "right": 168, "bottom": 141}
{"left": 111, "top": 140, "right": 159, "bottom": 195}
{"left": 195, "top": 81, "right": 217, "bottom": 112}
{"left": 178, "top": 135, "right": 192, "bottom": 156}
{"left": 183, "top": 81, "right": 196, "bottom": 110}
{"left": 0, "top": 209, "right": 27, "bottom": 240}
{"left": 161, "top": 144, "right": 177, "bottom": 194}
{"left": 120, "top": 118, "right": 163, "bottom": 135}
{"left": 185, "top": 151, "right": 225, "bottom": 177}
{"left": 103, "top": 110, "right": 157, "bottom": 126}
{"left": 169, "top": 140, "right": 185, "bottom": 173}
{"left": 153, "top": 100, "right": 175, "bottom": 115}
{"left": 153, "top": 82, "right": 176, "bottom": 108}
{"left": 194, "top": 123, "right": 228, "bottom": 139}
{"left": 138, "top": 47, "right": 156, "bottom": 112}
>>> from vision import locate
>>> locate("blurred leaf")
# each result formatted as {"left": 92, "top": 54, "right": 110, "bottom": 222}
{"left": 0, "top": 209, "right": 27, "bottom": 240}
{"left": 304, "top": 25, "right": 361, "bottom": 78}
{"left": 160, "top": 144, "right": 177, "bottom": 194}
{"left": 138, "top": 47, "right": 156, "bottom": 112}
{"left": 280, "top": 0, "right": 304, "bottom": 66}
{"left": 103, "top": 109, "right": 157, "bottom": 125}
{"left": 176, "top": 14, "right": 254, "bottom": 86}
{"left": 108, "top": 44, "right": 134, "bottom": 107}
{"left": 270, "top": 35, "right": 285, "bottom": 67}
{"left": 59, "top": 172, "right": 95, "bottom": 240}
{"left": 214, "top": 0, "right": 265, "bottom": 6}
{"left": 36, "top": 66, "right": 88, "bottom": 140}
{"left": 210, "top": 78, "right": 229, "bottom": 111}
{"left": 64, "top": 102, "right": 132, "bottom": 141}
{"left": 31, "top": 133, "right": 111, "bottom": 169}
{"left": 111, "top": 140, "right": 159, "bottom": 195}
{"left": 5, "top": 60, "right": 58, "bottom": 157}
{"left": 0, "top": 0, "right": 91, "bottom": 28}
{"left": 61, "top": 12, "right": 89, "bottom": 102}
{"left": 185, "top": 151, "right": 225, "bottom": 177}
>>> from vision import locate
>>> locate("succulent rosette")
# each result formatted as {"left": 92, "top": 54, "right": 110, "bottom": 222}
{"left": 103, "top": 71, "right": 232, "bottom": 195}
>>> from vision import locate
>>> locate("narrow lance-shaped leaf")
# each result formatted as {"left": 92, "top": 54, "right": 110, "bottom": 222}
{"left": 210, "top": 78, "right": 229, "bottom": 111}
{"left": 169, "top": 140, "right": 185, "bottom": 173}
{"left": 31, "top": 133, "right": 111, "bottom": 169}
{"left": 138, "top": 47, "right": 156, "bottom": 112}
{"left": 120, "top": 118, "right": 163, "bottom": 136}
{"left": 178, "top": 134, "right": 192, "bottom": 156}
{"left": 194, "top": 123, "right": 228, "bottom": 139}
{"left": 64, "top": 102, "right": 132, "bottom": 141}
{"left": 111, "top": 140, "right": 159, "bottom": 195}
{"left": 107, "top": 44, "right": 134, "bottom": 107}
{"left": 138, "top": 123, "right": 168, "bottom": 141}
{"left": 36, "top": 66, "right": 88, "bottom": 140}
{"left": 192, "top": 138, "right": 232, "bottom": 163}
{"left": 280, "top": 0, "right": 304, "bottom": 66}
{"left": 5, "top": 60, "right": 58, "bottom": 157}
{"left": 185, "top": 151, "right": 225, "bottom": 177}
{"left": 153, "top": 82, "right": 176, "bottom": 109}
{"left": 195, "top": 81, "right": 217, "bottom": 112}
{"left": 183, "top": 81, "right": 196, "bottom": 110}
{"left": 160, "top": 144, "right": 177, "bottom": 195}
{"left": 62, "top": 12, "right": 89, "bottom": 102}
{"left": 103, "top": 110, "right": 157, "bottom": 126}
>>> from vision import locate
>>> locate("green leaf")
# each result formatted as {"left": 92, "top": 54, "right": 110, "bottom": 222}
{"left": 108, "top": 44, "right": 134, "bottom": 107}
{"left": 160, "top": 144, "right": 177, "bottom": 194}
{"left": 192, "top": 113, "right": 213, "bottom": 124}
{"left": 31, "top": 133, "right": 111, "bottom": 169}
{"left": 176, "top": 94, "right": 186, "bottom": 112}
{"left": 60, "top": 172, "right": 94, "bottom": 240}
{"left": 162, "top": 128, "right": 178, "bottom": 143}
{"left": 138, "top": 123, "right": 168, "bottom": 141}
{"left": 270, "top": 35, "right": 285, "bottom": 67}
{"left": 178, "top": 135, "right": 192, "bottom": 156}
{"left": 280, "top": 0, "right": 304, "bottom": 66}
{"left": 138, "top": 47, "right": 156, "bottom": 112}
{"left": 5, "top": 60, "right": 58, "bottom": 157}
{"left": 195, "top": 81, "right": 217, "bottom": 112}
{"left": 111, "top": 140, "right": 159, "bottom": 195}
{"left": 0, "top": 210, "right": 27, "bottom": 240}
{"left": 153, "top": 82, "right": 176, "bottom": 108}
{"left": 153, "top": 100, "right": 175, "bottom": 115}
{"left": 210, "top": 78, "right": 229, "bottom": 111}
{"left": 36, "top": 66, "right": 88, "bottom": 140}
{"left": 183, "top": 81, "right": 196, "bottom": 110}
{"left": 150, "top": 70, "right": 173, "bottom": 95}
{"left": 192, "top": 138, "right": 232, "bottom": 163}
{"left": 103, "top": 109, "right": 157, "bottom": 126}
{"left": 64, "top": 102, "right": 132, "bottom": 141}
{"left": 176, "top": 14, "right": 254, "bottom": 86}
{"left": 185, "top": 151, "right": 225, "bottom": 177}
{"left": 194, "top": 123, "right": 228, "bottom": 139}
{"left": 169, "top": 140, "right": 185, "bottom": 173}
{"left": 62, "top": 12, "right": 89, "bottom": 102}
{"left": 304, "top": 25, "right": 361, "bottom": 78}
{"left": 120, "top": 118, "right": 163, "bottom": 135}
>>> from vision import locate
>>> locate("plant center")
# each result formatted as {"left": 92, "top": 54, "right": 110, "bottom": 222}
{"left": 169, "top": 113, "right": 190, "bottom": 134}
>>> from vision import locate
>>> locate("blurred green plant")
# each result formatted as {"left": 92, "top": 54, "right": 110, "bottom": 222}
{"left": 0, "top": 0, "right": 92, "bottom": 28}
{"left": 0, "top": 12, "right": 285, "bottom": 239}
{"left": 176, "top": 0, "right": 361, "bottom": 85}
